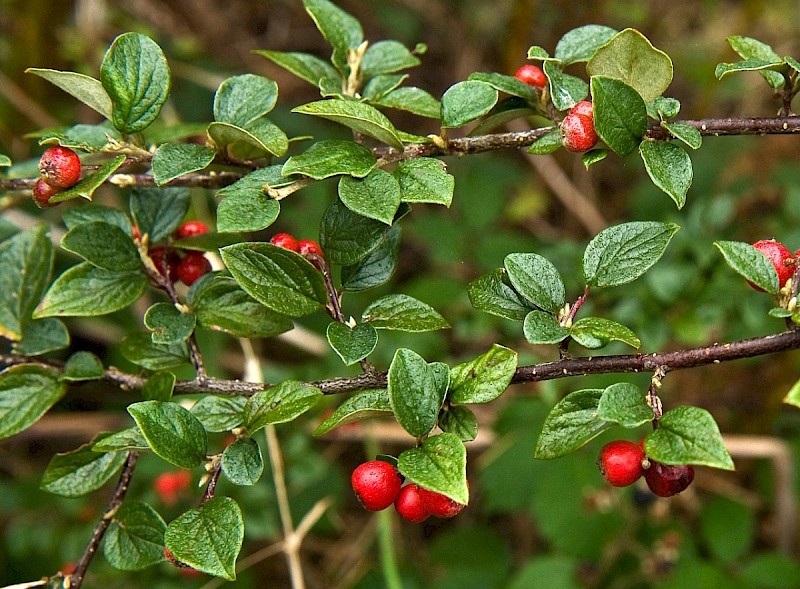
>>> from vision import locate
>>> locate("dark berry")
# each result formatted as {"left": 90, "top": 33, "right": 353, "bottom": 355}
{"left": 748, "top": 240, "right": 794, "bottom": 291}
{"left": 394, "top": 484, "right": 430, "bottom": 523}
{"left": 175, "top": 221, "right": 210, "bottom": 239}
{"left": 598, "top": 440, "right": 646, "bottom": 487}
{"left": 418, "top": 486, "right": 465, "bottom": 518}
{"left": 270, "top": 232, "right": 300, "bottom": 252}
{"left": 38, "top": 145, "right": 81, "bottom": 188}
{"left": 32, "top": 178, "right": 61, "bottom": 208}
{"left": 514, "top": 64, "right": 546, "bottom": 89}
{"left": 561, "top": 112, "right": 598, "bottom": 153}
{"left": 149, "top": 246, "right": 180, "bottom": 282}
{"left": 176, "top": 251, "right": 212, "bottom": 286}
{"left": 644, "top": 461, "right": 695, "bottom": 497}
{"left": 351, "top": 460, "right": 403, "bottom": 511}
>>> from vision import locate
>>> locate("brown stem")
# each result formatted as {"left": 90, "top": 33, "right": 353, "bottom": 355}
{"left": 201, "top": 462, "right": 222, "bottom": 505}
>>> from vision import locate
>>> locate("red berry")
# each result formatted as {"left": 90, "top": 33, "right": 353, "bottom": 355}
{"left": 514, "top": 64, "right": 546, "bottom": 89}
{"left": 270, "top": 232, "right": 300, "bottom": 252}
{"left": 748, "top": 240, "right": 794, "bottom": 291}
{"left": 132, "top": 225, "right": 141, "bottom": 240}
{"left": 38, "top": 145, "right": 81, "bottom": 188}
{"left": 154, "top": 470, "right": 192, "bottom": 505}
{"left": 150, "top": 246, "right": 180, "bottom": 281}
{"left": 394, "top": 484, "right": 430, "bottom": 523}
{"left": 570, "top": 100, "right": 594, "bottom": 120}
{"left": 598, "top": 440, "right": 646, "bottom": 487}
{"left": 32, "top": 178, "right": 61, "bottom": 208}
{"left": 418, "top": 486, "right": 465, "bottom": 518}
{"left": 298, "top": 239, "right": 324, "bottom": 259}
{"left": 351, "top": 460, "right": 403, "bottom": 511}
{"left": 176, "top": 251, "right": 212, "bottom": 286}
{"left": 175, "top": 221, "right": 209, "bottom": 239}
{"left": 561, "top": 112, "right": 598, "bottom": 153}
{"left": 644, "top": 461, "right": 695, "bottom": 497}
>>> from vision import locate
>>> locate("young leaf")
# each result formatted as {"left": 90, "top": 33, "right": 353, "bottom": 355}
{"left": 254, "top": 50, "right": 338, "bottom": 87}
{"left": 714, "top": 240, "right": 779, "bottom": 294}
{"left": 144, "top": 303, "right": 196, "bottom": 345}
{"left": 467, "top": 269, "right": 535, "bottom": 321}
{"left": 62, "top": 351, "right": 105, "bottom": 382}
{"left": 570, "top": 317, "right": 641, "bottom": 349}
{"left": 644, "top": 406, "right": 734, "bottom": 470}
{"left": 534, "top": 389, "right": 611, "bottom": 459}
{"left": 596, "top": 382, "right": 653, "bottom": 428}
{"left": 397, "top": 433, "right": 468, "bottom": 504}
{"left": 220, "top": 242, "right": 327, "bottom": 317}
{"left": 40, "top": 434, "right": 127, "bottom": 497}
{"left": 449, "top": 344, "right": 517, "bottom": 404}
{"left": 649, "top": 96, "right": 681, "bottom": 119}
{"left": 26, "top": 68, "right": 112, "bottom": 119}
{"left": 14, "top": 318, "right": 70, "bottom": 356}
{"left": 543, "top": 61, "right": 589, "bottom": 111}
{"left": 440, "top": 80, "right": 498, "bottom": 128}
{"left": 583, "top": 221, "right": 679, "bottom": 288}
{"left": 100, "top": 33, "right": 171, "bottom": 133}
{"left": 130, "top": 187, "right": 191, "bottom": 244}
{"left": 504, "top": 252, "right": 566, "bottom": 313}
{"left": 394, "top": 158, "right": 454, "bottom": 206}
{"left": 338, "top": 169, "right": 401, "bottom": 225}
{"left": 554, "top": 25, "right": 618, "bottom": 65}
{"left": 0, "top": 365, "right": 67, "bottom": 440}
{"left": 151, "top": 144, "right": 216, "bottom": 186}
{"left": 374, "top": 86, "right": 441, "bottom": 119}
{"left": 724, "top": 35, "right": 785, "bottom": 88}
{"left": 303, "top": 0, "right": 363, "bottom": 75}
{"left": 292, "top": 99, "right": 404, "bottom": 151}
{"left": 61, "top": 221, "right": 141, "bottom": 272}
{"left": 341, "top": 223, "right": 401, "bottom": 292}
{"left": 320, "top": 197, "right": 394, "bottom": 265}
{"left": 165, "top": 496, "right": 244, "bottom": 581}
{"left": 639, "top": 140, "right": 693, "bottom": 208}
{"left": 213, "top": 74, "right": 278, "bottom": 126}
{"left": 313, "top": 389, "right": 391, "bottom": 436}
{"left": 103, "top": 502, "right": 167, "bottom": 571}
{"left": 590, "top": 76, "right": 647, "bottom": 157}
{"left": 141, "top": 371, "right": 176, "bottom": 402}
{"left": 523, "top": 310, "right": 570, "bottom": 345}
{"left": 191, "top": 395, "right": 246, "bottom": 433}
{"left": 388, "top": 348, "right": 442, "bottom": 438}
{"left": 128, "top": 401, "right": 208, "bottom": 468}
{"left": 362, "top": 294, "right": 449, "bottom": 331}
{"left": 221, "top": 438, "right": 264, "bottom": 486}
{"left": 282, "top": 139, "right": 376, "bottom": 180}
{"left": 244, "top": 381, "right": 323, "bottom": 433}
{"left": 326, "top": 321, "right": 378, "bottom": 365}
{"left": 439, "top": 405, "right": 478, "bottom": 442}
{"left": 119, "top": 333, "right": 189, "bottom": 371}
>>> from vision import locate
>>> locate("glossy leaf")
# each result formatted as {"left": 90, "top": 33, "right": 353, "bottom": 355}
{"left": 221, "top": 438, "right": 264, "bottom": 486}
{"left": 0, "top": 365, "right": 67, "bottom": 440}
{"left": 61, "top": 221, "right": 140, "bottom": 272}
{"left": 534, "top": 389, "right": 611, "bottom": 459}
{"left": 282, "top": 139, "right": 375, "bottom": 180}
{"left": 570, "top": 317, "right": 641, "bottom": 349}
{"left": 362, "top": 294, "right": 449, "bottom": 331}
{"left": 92, "top": 427, "right": 148, "bottom": 452}
{"left": 362, "top": 40, "right": 420, "bottom": 76}
{"left": 63, "top": 204, "right": 132, "bottom": 234}
{"left": 292, "top": 99, "right": 404, "bottom": 150}
{"left": 468, "top": 72, "right": 538, "bottom": 101}
{"left": 504, "top": 253, "right": 565, "bottom": 313}
{"left": 467, "top": 269, "right": 533, "bottom": 321}
{"left": 375, "top": 86, "right": 441, "bottom": 119}
{"left": 326, "top": 321, "right": 378, "bottom": 365}
{"left": 714, "top": 240, "right": 779, "bottom": 294}
{"left": 190, "top": 395, "right": 246, "bottom": 432}
{"left": 104, "top": 502, "right": 167, "bottom": 571}
{"left": 596, "top": 382, "right": 653, "bottom": 427}
{"left": 214, "top": 74, "right": 278, "bottom": 126}
{"left": 554, "top": 25, "right": 618, "bottom": 65}
{"left": 26, "top": 68, "right": 112, "bottom": 119}
{"left": 724, "top": 35, "right": 784, "bottom": 88}
{"left": 244, "top": 380, "right": 323, "bottom": 433}
{"left": 144, "top": 303, "right": 195, "bottom": 344}
{"left": 341, "top": 223, "right": 401, "bottom": 292}
{"left": 151, "top": 143, "right": 215, "bottom": 186}
{"left": 449, "top": 344, "right": 517, "bottom": 404}
{"left": 394, "top": 158, "right": 454, "bottom": 206}
{"left": 40, "top": 434, "right": 127, "bottom": 496}
{"left": 543, "top": 61, "right": 589, "bottom": 111}
{"left": 582, "top": 149, "right": 608, "bottom": 169}
{"left": 527, "top": 129, "right": 563, "bottom": 155}
{"left": 440, "top": 80, "right": 498, "bottom": 128}
{"left": 438, "top": 405, "right": 478, "bottom": 442}
{"left": 130, "top": 186, "right": 190, "bottom": 244}
{"left": 320, "top": 197, "right": 395, "bottom": 265}
{"left": 313, "top": 389, "right": 392, "bottom": 436}
{"left": 128, "top": 401, "right": 208, "bottom": 468}
{"left": 388, "top": 348, "right": 442, "bottom": 437}
{"left": 644, "top": 406, "right": 734, "bottom": 469}
{"left": 303, "top": 0, "right": 363, "bottom": 75}
{"left": 207, "top": 120, "right": 288, "bottom": 159}
{"left": 523, "top": 310, "right": 570, "bottom": 345}
{"left": 119, "top": 333, "right": 189, "bottom": 371}
{"left": 338, "top": 169, "right": 401, "bottom": 224}
{"left": 663, "top": 121, "right": 702, "bottom": 149}
{"left": 254, "top": 50, "right": 338, "bottom": 87}
{"left": 141, "top": 371, "right": 176, "bottom": 402}
{"left": 590, "top": 76, "right": 647, "bottom": 157}
{"left": 47, "top": 155, "right": 124, "bottom": 203}
{"left": 397, "top": 433, "right": 468, "bottom": 504}
{"left": 62, "top": 351, "right": 105, "bottom": 382}
{"left": 640, "top": 140, "right": 693, "bottom": 208}
{"left": 216, "top": 167, "right": 285, "bottom": 233}
{"left": 14, "top": 318, "right": 70, "bottom": 356}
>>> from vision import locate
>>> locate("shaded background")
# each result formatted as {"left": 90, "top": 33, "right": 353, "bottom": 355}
{"left": 2, "top": 0, "right": 800, "bottom": 587}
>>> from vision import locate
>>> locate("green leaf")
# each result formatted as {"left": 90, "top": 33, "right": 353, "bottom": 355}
{"left": 362, "top": 40, "right": 420, "bottom": 76}
{"left": 49, "top": 155, "right": 127, "bottom": 203}
{"left": 394, "top": 158, "right": 454, "bottom": 206}
{"left": 92, "top": 427, "right": 148, "bottom": 452}
{"left": 0, "top": 225, "right": 53, "bottom": 340}
{"left": 663, "top": 121, "right": 702, "bottom": 149}
{"left": 362, "top": 74, "right": 406, "bottom": 101}
{"left": 130, "top": 187, "right": 190, "bottom": 244}
{"left": 282, "top": 139, "right": 375, "bottom": 180}
{"left": 165, "top": 496, "right": 243, "bottom": 581}
{"left": 467, "top": 72, "right": 538, "bottom": 101}
{"left": 14, "top": 318, "right": 70, "bottom": 356}
{"left": 63, "top": 203, "right": 132, "bottom": 235}
{"left": 714, "top": 240, "right": 779, "bottom": 294}
{"left": 543, "top": 61, "right": 589, "bottom": 111}
{"left": 639, "top": 141, "right": 693, "bottom": 208}
{"left": 326, "top": 321, "right": 378, "bottom": 365}
{"left": 586, "top": 28, "right": 673, "bottom": 102}
{"left": 61, "top": 221, "right": 140, "bottom": 272}
{"left": 341, "top": 223, "right": 401, "bottom": 292}
{"left": 644, "top": 406, "right": 734, "bottom": 470}
{"left": 104, "top": 502, "right": 167, "bottom": 571}
{"left": 303, "top": 0, "right": 363, "bottom": 75}
{"left": 649, "top": 96, "right": 681, "bottom": 119}
{"left": 144, "top": 303, "right": 195, "bottom": 345}
{"left": 440, "top": 81, "right": 498, "bottom": 128}
{"left": 128, "top": 401, "right": 207, "bottom": 468}
{"left": 596, "top": 382, "right": 653, "bottom": 427}
{"left": 338, "top": 169, "right": 401, "bottom": 224}
{"left": 214, "top": 74, "right": 278, "bottom": 126}
{"left": 397, "top": 433, "right": 468, "bottom": 504}
{"left": 119, "top": 333, "right": 189, "bottom": 371}
{"left": 449, "top": 344, "right": 517, "bottom": 404}
{"left": 244, "top": 381, "right": 323, "bottom": 433}
{"left": 320, "top": 197, "right": 393, "bottom": 265}
{"left": 570, "top": 317, "right": 641, "bottom": 349}
{"left": 362, "top": 294, "right": 449, "bottom": 331}
{"left": 0, "top": 154, "right": 9, "bottom": 166}
{"left": 207, "top": 119, "right": 288, "bottom": 159}
{"left": 151, "top": 144, "right": 215, "bottom": 186}
{"left": 374, "top": 86, "right": 441, "bottom": 119}
{"left": 190, "top": 395, "right": 246, "bottom": 433}
{"left": 554, "top": 25, "right": 619, "bottom": 65}
{"left": 0, "top": 365, "right": 67, "bottom": 440}
{"left": 35, "top": 263, "right": 146, "bottom": 318}
{"left": 220, "top": 242, "right": 327, "bottom": 317}
{"left": 590, "top": 76, "right": 647, "bottom": 157}
{"left": 527, "top": 129, "right": 563, "bottom": 155}
{"left": 141, "top": 371, "right": 176, "bottom": 402}
{"left": 292, "top": 99, "right": 404, "bottom": 151}
{"left": 62, "top": 351, "right": 105, "bottom": 382}
{"left": 388, "top": 348, "right": 443, "bottom": 437}
{"left": 313, "top": 389, "right": 391, "bottom": 436}
{"left": 471, "top": 97, "right": 538, "bottom": 135}
{"left": 504, "top": 253, "right": 565, "bottom": 313}
{"left": 522, "top": 310, "right": 570, "bottom": 345}
{"left": 221, "top": 439, "right": 264, "bottom": 486}
{"left": 26, "top": 68, "right": 112, "bottom": 119}
{"left": 583, "top": 221, "right": 680, "bottom": 288}
{"left": 216, "top": 168, "right": 283, "bottom": 233}
{"left": 699, "top": 496, "right": 755, "bottom": 563}
{"left": 100, "top": 33, "right": 171, "bottom": 133}
{"left": 534, "top": 389, "right": 611, "bottom": 459}
{"left": 41, "top": 436, "right": 127, "bottom": 497}
{"left": 724, "top": 35, "right": 784, "bottom": 88}
{"left": 467, "top": 269, "right": 534, "bottom": 321}
{"left": 254, "top": 50, "right": 338, "bottom": 87}
{"left": 192, "top": 275, "right": 293, "bottom": 338}
{"left": 438, "top": 405, "right": 478, "bottom": 442}
{"left": 582, "top": 149, "right": 608, "bottom": 169}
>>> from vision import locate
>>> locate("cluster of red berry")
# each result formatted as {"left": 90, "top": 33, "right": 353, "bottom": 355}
{"left": 749, "top": 239, "right": 797, "bottom": 291}
{"left": 597, "top": 440, "right": 695, "bottom": 497}
{"left": 270, "top": 232, "right": 324, "bottom": 268}
{"left": 351, "top": 460, "right": 466, "bottom": 523}
{"left": 142, "top": 221, "right": 213, "bottom": 286}
{"left": 32, "top": 145, "right": 82, "bottom": 208}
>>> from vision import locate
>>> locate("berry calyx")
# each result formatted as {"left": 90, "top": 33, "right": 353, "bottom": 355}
{"left": 598, "top": 440, "right": 646, "bottom": 487}
{"left": 644, "top": 461, "right": 695, "bottom": 497}
{"left": 38, "top": 145, "right": 82, "bottom": 188}
{"left": 175, "top": 221, "right": 209, "bottom": 239}
{"left": 418, "top": 486, "right": 465, "bottom": 518}
{"left": 394, "top": 484, "right": 430, "bottom": 523}
{"left": 32, "top": 178, "right": 61, "bottom": 208}
{"left": 351, "top": 460, "right": 403, "bottom": 511}
{"left": 176, "top": 251, "right": 212, "bottom": 286}
{"left": 270, "top": 232, "right": 300, "bottom": 252}
{"left": 561, "top": 103, "right": 598, "bottom": 153}
{"left": 154, "top": 470, "right": 192, "bottom": 505}
{"left": 514, "top": 64, "right": 546, "bottom": 89}
{"left": 748, "top": 239, "right": 794, "bottom": 291}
